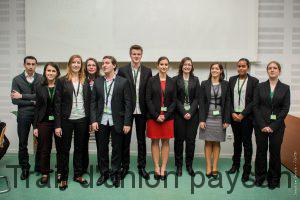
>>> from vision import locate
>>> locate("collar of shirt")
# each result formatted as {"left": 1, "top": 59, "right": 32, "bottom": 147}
{"left": 131, "top": 62, "right": 141, "bottom": 71}
{"left": 24, "top": 71, "right": 35, "bottom": 79}
{"left": 104, "top": 74, "right": 116, "bottom": 82}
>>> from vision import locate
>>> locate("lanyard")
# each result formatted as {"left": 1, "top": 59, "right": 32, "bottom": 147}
{"left": 237, "top": 77, "right": 247, "bottom": 106}
{"left": 212, "top": 84, "right": 220, "bottom": 109}
{"left": 47, "top": 86, "right": 55, "bottom": 104}
{"left": 184, "top": 80, "right": 189, "bottom": 103}
{"left": 104, "top": 79, "right": 115, "bottom": 106}
{"left": 161, "top": 87, "right": 167, "bottom": 106}
{"left": 133, "top": 67, "right": 140, "bottom": 86}
{"left": 73, "top": 82, "right": 80, "bottom": 107}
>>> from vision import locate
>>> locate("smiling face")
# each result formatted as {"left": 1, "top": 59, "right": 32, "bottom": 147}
{"left": 45, "top": 65, "right": 58, "bottom": 82}
{"left": 70, "top": 57, "right": 82, "bottom": 74}
{"left": 237, "top": 60, "right": 249, "bottom": 76}
{"left": 87, "top": 59, "right": 97, "bottom": 75}
{"left": 182, "top": 59, "right": 193, "bottom": 74}
{"left": 210, "top": 64, "right": 222, "bottom": 78}
{"left": 157, "top": 59, "right": 169, "bottom": 74}
{"left": 24, "top": 58, "right": 37, "bottom": 76}
{"left": 267, "top": 62, "right": 281, "bottom": 79}
{"left": 102, "top": 58, "right": 116, "bottom": 75}
{"left": 130, "top": 49, "right": 142, "bottom": 66}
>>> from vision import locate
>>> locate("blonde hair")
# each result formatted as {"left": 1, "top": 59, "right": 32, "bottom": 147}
{"left": 66, "top": 55, "right": 86, "bottom": 84}
{"left": 267, "top": 60, "right": 282, "bottom": 72}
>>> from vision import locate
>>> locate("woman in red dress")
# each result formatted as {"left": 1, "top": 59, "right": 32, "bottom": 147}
{"left": 146, "top": 56, "right": 176, "bottom": 180}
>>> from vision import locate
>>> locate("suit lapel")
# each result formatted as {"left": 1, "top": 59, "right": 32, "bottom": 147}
{"left": 127, "top": 65, "right": 134, "bottom": 84}
{"left": 111, "top": 76, "right": 119, "bottom": 100}
{"left": 245, "top": 74, "right": 251, "bottom": 101}
{"left": 221, "top": 80, "right": 226, "bottom": 106}
{"left": 206, "top": 80, "right": 211, "bottom": 101}
{"left": 265, "top": 80, "right": 272, "bottom": 106}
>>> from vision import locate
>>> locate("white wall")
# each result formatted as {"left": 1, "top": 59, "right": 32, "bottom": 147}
{"left": 1, "top": 0, "right": 299, "bottom": 158}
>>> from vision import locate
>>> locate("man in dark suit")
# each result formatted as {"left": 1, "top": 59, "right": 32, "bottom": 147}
{"left": 118, "top": 45, "right": 152, "bottom": 180}
{"left": 11, "top": 56, "right": 42, "bottom": 180}
{"left": 91, "top": 56, "right": 132, "bottom": 188}
{"left": 227, "top": 58, "right": 259, "bottom": 182}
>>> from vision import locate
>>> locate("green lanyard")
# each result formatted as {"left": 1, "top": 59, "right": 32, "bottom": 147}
{"left": 270, "top": 90, "right": 274, "bottom": 100}
{"left": 133, "top": 67, "right": 140, "bottom": 86}
{"left": 47, "top": 87, "right": 55, "bottom": 104}
{"left": 104, "top": 79, "right": 115, "bottom": 106}
{"left": 237, "top": 77, "right": 247, "bottom": 106}
{"left": 184, "top": 80, "right": 189, "bottom": 103}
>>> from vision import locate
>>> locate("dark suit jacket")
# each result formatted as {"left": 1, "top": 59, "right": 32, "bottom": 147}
{"left": 199, "top": 79, "right": 231, "bottom": 124}
{"left": 54, "top": 76, "right": 91, "bottom": 128}
{"left": 90, "top": 75, "right": 132, "bottom": 133}
{"left": 173, "top": 74, "right": 200, "bottom": 118}
{"left": 118, "top": 63, "right": 152, "bottom": 114}
{"left": 33, "top": 83, "right": 55, "bottom": 129}
{"left": 146, "top": 74, "right": 176, "bottom": 121}
{"left": 253, "top": 80, "right": 290, "bottom": 132}
{"left": 229, "top": 74, "right": 259, "bottom": 118}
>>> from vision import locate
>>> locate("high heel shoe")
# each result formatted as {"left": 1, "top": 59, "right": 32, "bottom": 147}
{"left": 206, "top": 172, "right": 212, "bottom": 178}
{"left": 59, "top": 180, "right": 68, "bottom": 191}
{"left": 154, "top": 172, "right": 161, "bottom": 180}
{"left": 212, "top": 171, "right": 219, "bottom": 179}
{"left": 160, "top": 171, "right": 167, "bottom": 181}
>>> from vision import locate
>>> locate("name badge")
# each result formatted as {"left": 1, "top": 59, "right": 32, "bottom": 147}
{"left": 184, "top": 103, "right": 190, "bottom": 111}
{"left": 161, "top": 107, "right": 167, "bottom": 112}
{"left": 48, "top": 115, "right": 54, "bottom": 121}
{"left": 212, "top": 110, "right": 220, "bottom": 116}
{"left": 235, "top": 107, "right": 243, "bottom": 113}
{"left": 104, "top": 106, "right": 112, "bottom": 114}
{"left": 270, "top": 114, "right": 277, "bottom": 120}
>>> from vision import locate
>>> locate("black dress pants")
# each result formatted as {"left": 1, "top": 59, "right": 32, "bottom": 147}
{"left": 95, "top": 124, "right": 123, "bottom": 176}
{"left": 174, "top": 113, "right": 199, "bottom": 168}
{"left": 254, "top": 126, "right": 285, "bottom": 185}
{"left": 60, "top": 117, "right": 88, "bottom": 181}
{"left": 121, "top": 114, "right": 147, "bottom": 169}
{"left": 17, "top": 114, "right": 40, "bottom": 171}
{"left": 231, "top": 117, "right": 254, "bottom": 174}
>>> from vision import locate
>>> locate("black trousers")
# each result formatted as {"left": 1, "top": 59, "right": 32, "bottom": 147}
{"left": 82, "top": 126, "right": 90, "bottom": 172}
{"left": 95, "top": 124, "right": 123, "bottom": 176}
{"left": 231, "top": 117, "right": 254, "bottom": 174}
{"left": 17, "top": 115, "right": 40, "bottom": 171}
{"left": 254, "top": 126, "right": 285, "bottom": 185}
{"left": 121, "top": 114, "right": 147, "bottom": 169}
{"left": 37, "top": 121, "right": 62, "bottom": 175}
{"left": 174, "top": 113, "right": 199, "bottom": 168}
{"left": 60, "top": 117, "right": 88, "bottom": 180}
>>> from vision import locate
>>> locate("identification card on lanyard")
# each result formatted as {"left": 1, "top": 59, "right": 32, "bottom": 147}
{"left": 104, "top": 79, "right": 114, "bottom": 114}
{"left": 212, "top": 84, "right": 220, "bottom": 116}
{"left": 161, "top": 86, "right": 167, "bottom": 112}
{"left": 235, "top": 77, "right": 247, "bottom": 113}
{"left": 48, "top": 86, "right": 55, "bottom": 121}
{"left": 270, "top": 88, "right": 276, "bottom": 120}
{"left": 73, "top": 81, "right": 80, "bottom": 108}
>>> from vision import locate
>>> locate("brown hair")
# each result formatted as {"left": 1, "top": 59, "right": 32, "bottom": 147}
{"left": 157, "top": 56, "right": 169, "bottom": 65}
{"left": 178, "top": 57, "right": 194, "bottom": 76}
{"left": 267, "top": 61, "right": 281, "bottom": 72}
{"left": 129, "top": 44, "right": 143, "bottom": 54}
{"left": 102, "top": 55, "right": 117, "bottom": 71}
{"left": 208, "top": 63, "right": 225, "bottom": 81}
{"left": 85, "top": 57, "right": 100, "bottom": 80}
{"left": 66, "top": 55, "right": 85, "bottom": 84}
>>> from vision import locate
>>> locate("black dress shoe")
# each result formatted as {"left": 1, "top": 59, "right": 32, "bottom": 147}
{"left": 160, "top": 175, "right": 167, "bottom": 181}
{"left": 176, "top": 167, "right": 182, "bottom": 177}
{"left": 120, "top": 167, "right": 129, "bottom": 180}
{"left": 96, "top": 174, "right": 109, "bottom": 186}
{"left": 227, "top": 166, "right": 239, "bottom": 174}
{"left": 59, "top": 181, "right": 68, "bottom": 191}
{"left": 254, "top": 179, "right": 264, "bottom": 187}
{"left": 186, "top": 167, "right": 195, "bottom": 177}
{"left": 111, "top": 175, "right": 120, "bottom": 188}
{"left": 138, "top": 168, "right": 150, "bottom": 180}
{"left": 20, "top": 169, "right": 29, "bottom": 180}
{"left": 40, "top": 175, "right": 49, "bottom": 185}
{"left": 154, "top": 173, "right": 161, "bottom": 180}
{"left": 241, "top": 173, "right": 250, "bottom": 182}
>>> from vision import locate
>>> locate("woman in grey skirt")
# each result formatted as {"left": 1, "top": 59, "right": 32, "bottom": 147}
{"left": 199, "top": 63, "right": 231, "bottom": 178}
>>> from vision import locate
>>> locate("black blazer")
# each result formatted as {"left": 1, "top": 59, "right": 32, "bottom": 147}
{"left": 146, "top": 74, "right": 176, "bottom": 121}
{"left": 118, "top": 64, "right": 152, "bottom": 114}
{"left": 173, "top": 74, "right": 200, "bottom": 117}
{"left": 229, "top": 74, "right": 259, "bottom": 118}
{"left": 199, "top": 79, "right": 231, "bottom": 124}
{"left": 253, "top": 80, "right": 290, "bottom": 132}
{"left": 54, "top": 76, "right": 91, "bottom": 128}
{"left": 90, "top": 75, "right": 132, "bottom": 133}
{"left": 33, "top": 83, "right": 55, "bottom": 129}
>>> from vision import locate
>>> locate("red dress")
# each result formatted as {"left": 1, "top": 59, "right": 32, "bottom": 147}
{"left": 146, "top": 80, "right": 174, "bottom": 139}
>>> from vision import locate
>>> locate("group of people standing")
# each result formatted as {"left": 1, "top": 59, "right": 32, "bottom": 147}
{"left": 10, "top": 45, "right": 290, "bottom": 191}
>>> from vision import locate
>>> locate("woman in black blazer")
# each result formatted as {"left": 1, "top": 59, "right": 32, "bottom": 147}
{"left": 54, "top": 55, "right": 91, "bottom": 190}
{"left": 33, "top": 62, "right": 61, "bottom": 184}
{"left": 146, "top": 56, "right": 176, "bottom": 180}
{"left": 173, "top": 57, "right": 200, "bottom": 177}
{"left": 82, "top": 57, "right": 100, "bottom": 173}
{"left": 227, "top": 58, "right": 259, "bottom": 182}
{"left": 253, "top": 61, "right": 290, "bottom": 189}
{"left": 199, "top": 63, "right": 231, "bottom": 178}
